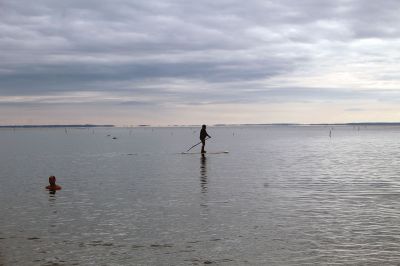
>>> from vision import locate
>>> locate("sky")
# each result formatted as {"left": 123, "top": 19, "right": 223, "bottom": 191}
{"left": 1, "top": 0, "right": 400, "bottom": 125}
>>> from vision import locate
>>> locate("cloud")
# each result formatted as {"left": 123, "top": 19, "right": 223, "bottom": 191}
{"left": 1, "top": 0, "right": 400, "bottom": 124}
{"left": 344, "top": 108, "right": 365, "bottom": 112}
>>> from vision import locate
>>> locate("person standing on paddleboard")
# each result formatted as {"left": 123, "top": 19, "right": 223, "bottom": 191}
{"left": 200, "top": 124, "right": 211, "bottom": 153}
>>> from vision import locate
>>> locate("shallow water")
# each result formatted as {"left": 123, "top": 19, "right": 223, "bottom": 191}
{"left": 1, "top": 125, "right": 400, "bottom": 265}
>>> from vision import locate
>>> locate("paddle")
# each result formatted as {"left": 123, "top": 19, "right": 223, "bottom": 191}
{"left": 186, "top": 137, "right": 210, "bottom": 152}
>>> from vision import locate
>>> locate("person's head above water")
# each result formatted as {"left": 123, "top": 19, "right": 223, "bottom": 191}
{"left": 202, "top": 124, "right": 206, "bottom": 129}
{"left": 46, "top": 175, "right": 61, "bottom": 190}
{"left": 49, "top": 175, "right": 56, "bottom": 185}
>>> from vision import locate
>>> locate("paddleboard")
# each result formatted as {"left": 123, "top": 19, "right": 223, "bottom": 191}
{"left": 181, "top": 151, "right": 229, "bottom": 154}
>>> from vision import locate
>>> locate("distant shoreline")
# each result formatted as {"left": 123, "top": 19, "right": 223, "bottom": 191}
{"left": 2, "top": 122, "right": 400, "bottom": 128}
{"left": 215, "top": 122, "right": 400, "bottom": 126}
{"left": 0, "top": 124, "right": 114, "bottom": 128}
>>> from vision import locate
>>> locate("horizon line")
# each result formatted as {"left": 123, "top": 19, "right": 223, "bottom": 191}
{"left": 3, "top": 122, "right": 400, "bottom": 128}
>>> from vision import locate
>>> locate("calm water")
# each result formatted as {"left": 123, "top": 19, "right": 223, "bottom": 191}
{"left": 1, "top": 126, "right": 400, "bottom": 265}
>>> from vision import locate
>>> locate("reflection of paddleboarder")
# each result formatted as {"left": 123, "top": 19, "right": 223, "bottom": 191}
{"left": 200, "top": 125, "right": 211, "bottom": 153}
{"left": 200, "top": 154, "right": 207, "bottom": 193}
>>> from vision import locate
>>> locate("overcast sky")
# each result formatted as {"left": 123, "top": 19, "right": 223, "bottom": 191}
{"left": 1, "top": 0, "right": 400, "bottom": 125}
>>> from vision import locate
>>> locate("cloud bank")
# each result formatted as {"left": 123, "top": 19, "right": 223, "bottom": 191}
{"left": 1, "top": 0, "right": 400, "bottom": 124}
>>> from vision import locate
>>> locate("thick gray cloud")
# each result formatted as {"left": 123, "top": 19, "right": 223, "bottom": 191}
{"left": 1, "top": 0, "right": 400, "bottom": 124}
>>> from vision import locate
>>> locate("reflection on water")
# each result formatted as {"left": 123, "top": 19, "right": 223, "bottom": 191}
{"left": 199, "top": 154, "right": 209, "bottom": 210}
{"left": 200, "top": 154, "right": 207, "bottom": 194}
{"left": 1, "top": 126, "right": 400, "bottom": 265}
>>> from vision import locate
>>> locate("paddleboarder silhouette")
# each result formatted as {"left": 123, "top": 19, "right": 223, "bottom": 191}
{"left": 200, "top": 125, "right": 211, "bottom": 153}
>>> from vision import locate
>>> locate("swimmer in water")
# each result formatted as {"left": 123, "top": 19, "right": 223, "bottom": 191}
{"left": 46, "top": 176, "right": 62, "bottom": 191}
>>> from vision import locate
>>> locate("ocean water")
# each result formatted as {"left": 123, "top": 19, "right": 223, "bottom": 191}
{"left": 1, "top": 125, "right": 400, "bottom": 265}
